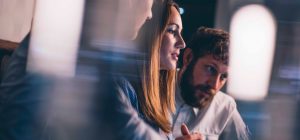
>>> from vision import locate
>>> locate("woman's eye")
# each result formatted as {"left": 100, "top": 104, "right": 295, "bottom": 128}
{"left": 167, "top": 29, "right": 177, "bottom": 35}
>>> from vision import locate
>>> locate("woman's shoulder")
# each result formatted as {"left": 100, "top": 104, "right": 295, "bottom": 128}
{"left": 115, "top": 77, "right": 140, "bottom": 111}
{"left": 115, "top": 77, "right": 161, "bottom": 132}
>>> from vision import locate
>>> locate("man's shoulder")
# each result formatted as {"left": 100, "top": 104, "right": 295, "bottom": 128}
{"left": 213, "top": 91, "right": 237, "bottom": 109}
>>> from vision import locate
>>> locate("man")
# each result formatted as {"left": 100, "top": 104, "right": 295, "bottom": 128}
{"left": 173, "top": 27, "right": 249, "bottom": 140}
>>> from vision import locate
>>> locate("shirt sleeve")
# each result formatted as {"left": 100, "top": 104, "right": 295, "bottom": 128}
{"left": 219, "top": 108, "right": 250, "bottom": 140}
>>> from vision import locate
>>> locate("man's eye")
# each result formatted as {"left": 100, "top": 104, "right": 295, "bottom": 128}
{"left": 206, "top": 65, "right": 217, "bottom": 75}
{"left": 220, "top": 74, "right": 227, "bottom": 81}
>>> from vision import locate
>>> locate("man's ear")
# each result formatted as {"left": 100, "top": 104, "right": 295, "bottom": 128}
{"left": 183, "top": 48, "right": 193, "bottom": 66}
{"left": 178, "top": 48, "right": 193, "bottom": 82}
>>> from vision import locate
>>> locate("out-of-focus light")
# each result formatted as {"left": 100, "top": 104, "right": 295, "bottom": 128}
{"left": 179, "top": 7, "right": 184, "bottom": 15}
{"left": 27, "top": 0, "right": 85, "bottom": 77}
{"left": 228, "top": 4, "right": 276, "bottom": 101}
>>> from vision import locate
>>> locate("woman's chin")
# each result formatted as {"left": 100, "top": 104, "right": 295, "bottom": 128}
{"left": 160, "top": 62, "right": 177, "bottom": 70}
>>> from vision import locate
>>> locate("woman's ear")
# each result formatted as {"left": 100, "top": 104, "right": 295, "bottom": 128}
{"left": 183, "top": 48, "right": 193, "bottom": 66}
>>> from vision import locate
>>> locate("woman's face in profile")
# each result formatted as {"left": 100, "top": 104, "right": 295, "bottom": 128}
{"left": 160, "top": 6, "right": 186, "bottom": 70}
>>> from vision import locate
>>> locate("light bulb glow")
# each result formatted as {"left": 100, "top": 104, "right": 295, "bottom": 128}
{"left": 228, "top": 4, "right": 277, "bottom": 101}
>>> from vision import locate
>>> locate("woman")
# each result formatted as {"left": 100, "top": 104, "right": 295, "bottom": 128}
{"left": 131, "top": 0, "right": 185, "bottom": 136}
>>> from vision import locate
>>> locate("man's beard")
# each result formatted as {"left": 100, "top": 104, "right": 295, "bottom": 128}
{"left": 180, "top": 65, "right": 216, "bottom": 109}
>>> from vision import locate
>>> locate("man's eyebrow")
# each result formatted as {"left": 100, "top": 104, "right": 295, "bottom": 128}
{"left": 210, "top": 61, "right": 228, "bottom": 75}
{"left": 210, "top": 62, "right": 218, "bottom": 70}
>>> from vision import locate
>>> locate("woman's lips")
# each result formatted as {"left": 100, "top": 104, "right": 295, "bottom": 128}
{"left": 171, "top": 53, "right": 179, "bottom": 60}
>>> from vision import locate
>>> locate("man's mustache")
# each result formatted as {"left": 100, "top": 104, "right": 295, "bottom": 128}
{"left": 193, "top": 85, "right": 216, "bottom": 96}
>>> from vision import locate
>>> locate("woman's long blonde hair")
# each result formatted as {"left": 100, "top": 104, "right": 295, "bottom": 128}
{"left": 135, "top": 0, "right": 180, "bottom": 133}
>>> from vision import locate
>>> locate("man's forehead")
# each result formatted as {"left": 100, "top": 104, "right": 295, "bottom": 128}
{"left": 194, "top": 55, "right": 228, "bottom": 72}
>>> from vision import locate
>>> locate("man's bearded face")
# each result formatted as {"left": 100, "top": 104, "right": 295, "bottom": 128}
{"left": 180, "top": 55, "right": 228, "bottom": 108}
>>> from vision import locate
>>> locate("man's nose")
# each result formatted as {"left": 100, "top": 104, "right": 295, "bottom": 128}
{"left": 208, "top": 75, "right": 221, "bottom": 90}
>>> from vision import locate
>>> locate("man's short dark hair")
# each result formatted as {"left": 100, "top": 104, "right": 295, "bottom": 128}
{"left": 179, "top": 27, "right": 230, "bottom": 66}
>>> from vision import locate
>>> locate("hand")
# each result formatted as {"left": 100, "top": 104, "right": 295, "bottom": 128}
{"left": 175, "top": 124, "right": 203, "bottom": 140}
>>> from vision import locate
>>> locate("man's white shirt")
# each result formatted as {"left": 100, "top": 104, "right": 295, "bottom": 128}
{"left": 172, "top": 89, "right": 249, "bottom": 140}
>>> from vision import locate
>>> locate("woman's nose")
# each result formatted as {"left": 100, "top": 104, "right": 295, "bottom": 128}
{"left": 176, "top": 35, "right": 186, "bottom": 49}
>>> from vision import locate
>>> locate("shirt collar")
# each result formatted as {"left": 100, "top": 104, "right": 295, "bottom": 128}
{"left": 192, "top": 107, "right": 199, "bottom": 116}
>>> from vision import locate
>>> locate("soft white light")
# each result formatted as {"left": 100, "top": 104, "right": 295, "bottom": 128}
{"left": 228, "top": 4, "right": 276, "bottom": 101}
{"left": 27, "top": 0, "right": 85, "bottom": 77}
{"left": 0, "top": 0, "right": 35, "bottom": 42}
{"left": 179, "top": 7, "right": 184, "bottom": 15}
